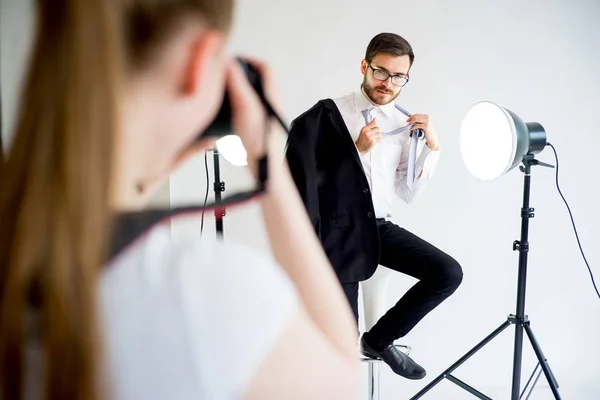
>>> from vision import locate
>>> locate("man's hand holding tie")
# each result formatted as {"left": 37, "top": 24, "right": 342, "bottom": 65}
{"left": 406, "top": 114, "right": 439, "bottom": 151}
{"left": 356, "top": 117, "right": 382, "bottom": 155}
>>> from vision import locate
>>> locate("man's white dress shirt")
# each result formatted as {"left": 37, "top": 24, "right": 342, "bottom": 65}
{"left": 333, "top": 90, "right": 440, "bottom": 218}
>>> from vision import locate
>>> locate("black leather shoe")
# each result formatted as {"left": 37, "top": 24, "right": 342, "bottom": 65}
{"left": 361, "top": 335, "right": 426, "bottom": 380}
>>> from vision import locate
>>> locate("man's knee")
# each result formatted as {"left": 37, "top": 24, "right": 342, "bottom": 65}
{"left": 438, "top": 256, "right": 463, "bottom": 294}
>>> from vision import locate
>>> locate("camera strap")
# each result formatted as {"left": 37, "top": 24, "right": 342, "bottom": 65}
{"left": 108, "top": 155, "right": 267, "bottom": 262}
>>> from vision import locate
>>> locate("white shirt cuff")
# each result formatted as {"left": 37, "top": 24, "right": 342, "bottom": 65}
{"left": 415, "top": 145, "right": 440, "bottom": 180}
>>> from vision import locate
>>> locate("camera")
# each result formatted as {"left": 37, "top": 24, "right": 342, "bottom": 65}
{"left": 197, "top": 58, "right": 264, "bottom": 140}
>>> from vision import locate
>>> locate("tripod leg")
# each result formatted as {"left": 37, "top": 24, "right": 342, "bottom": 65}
{"left": 520, "top": 362, "right": 541, "bottom": 399}
{"left": 523, "top": 365, "right": 543, "bottom": 400}
{"left": 410, "top": 320, "right": 511, "bottom": 400}
{"left": 523, "top": 323, "right": 561, "bottom": 399}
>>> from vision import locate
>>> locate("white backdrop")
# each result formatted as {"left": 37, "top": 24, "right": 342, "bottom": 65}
{"left": 2, "top": 0, "right": 599, "bottom": 399}
{"left": 171, "top": 1, "right": 600, "bottom": 398}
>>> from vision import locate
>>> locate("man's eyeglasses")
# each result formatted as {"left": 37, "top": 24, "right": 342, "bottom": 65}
{"left": 369, "top": 64, "right": 409, "bottom": 87}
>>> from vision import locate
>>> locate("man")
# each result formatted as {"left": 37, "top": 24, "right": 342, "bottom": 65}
{"left": 285, "top": 33, "right": 463, "bottom": 380}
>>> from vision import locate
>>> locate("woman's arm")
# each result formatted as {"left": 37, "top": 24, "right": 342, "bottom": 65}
{"left": 227, "top": 59, "right": 361, "bottom": 398}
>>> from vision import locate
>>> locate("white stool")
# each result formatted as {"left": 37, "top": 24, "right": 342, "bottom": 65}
{"left": 360, "top": 267, "right": 411, "bottom": 400}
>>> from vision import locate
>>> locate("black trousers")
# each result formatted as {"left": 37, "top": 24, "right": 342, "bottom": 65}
{"left": 342, "top": 219, "right": 463, "bottom": 351}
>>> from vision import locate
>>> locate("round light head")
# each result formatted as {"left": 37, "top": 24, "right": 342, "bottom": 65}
{"left": 215, "top": 135, "right": 247, "bottom": 166}
{"left": 460, "top": 102, "right": 518, "bottom": 181}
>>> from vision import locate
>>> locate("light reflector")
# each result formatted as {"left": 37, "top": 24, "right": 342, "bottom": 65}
{"left": 215, "top": 135, "right": 247, "bottom": 166}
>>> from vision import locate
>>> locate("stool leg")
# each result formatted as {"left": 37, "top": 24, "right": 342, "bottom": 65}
{"left": 368, "top": 363, "right": 380, "bottom": 400}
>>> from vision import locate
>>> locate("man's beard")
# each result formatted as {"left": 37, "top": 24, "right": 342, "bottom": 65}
{"left": 362, "top": 77, "right": 400, "bottom": 105}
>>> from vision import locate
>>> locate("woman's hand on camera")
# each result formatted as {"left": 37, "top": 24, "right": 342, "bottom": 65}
{"left": 226, "top": 57, "right": 282, "bottom": 166}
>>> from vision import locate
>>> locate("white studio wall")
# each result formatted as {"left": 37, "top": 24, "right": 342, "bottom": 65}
{"left": 1, "top": 0, "right": 598, "bottom": 398}
{"left": 171, "top": 1, "right": 600, "bottom": 398}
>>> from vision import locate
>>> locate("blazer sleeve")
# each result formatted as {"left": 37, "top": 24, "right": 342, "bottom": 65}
{"left": 285, "top": 112, "right": 322, "bottom": 239}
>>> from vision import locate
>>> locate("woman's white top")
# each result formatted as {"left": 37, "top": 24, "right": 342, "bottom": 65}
{"left": 98, "top": 224, "right": 297, "bottom": 399}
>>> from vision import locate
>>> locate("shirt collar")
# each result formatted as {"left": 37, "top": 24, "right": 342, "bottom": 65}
{"left": 354, "top": 88, "right": 396, "bottom": 117}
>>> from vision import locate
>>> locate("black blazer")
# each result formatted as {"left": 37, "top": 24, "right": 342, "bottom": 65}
{"left": 286, "top": 99, "right": 380, "bottom": 283}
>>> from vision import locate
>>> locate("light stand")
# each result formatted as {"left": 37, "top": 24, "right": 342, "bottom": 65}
{"left": 410, "top": 154, "right": 561, "bottom": 400}
{"left": 213, "top": 148, "right": 226, "bottom": 238}
{"left": 211, "top": 135, "right": 247, "bottom": 239}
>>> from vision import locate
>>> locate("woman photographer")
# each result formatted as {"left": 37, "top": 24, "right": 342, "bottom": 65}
{"left": 0, "top": 1, "right": 360, "bottom": 399}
